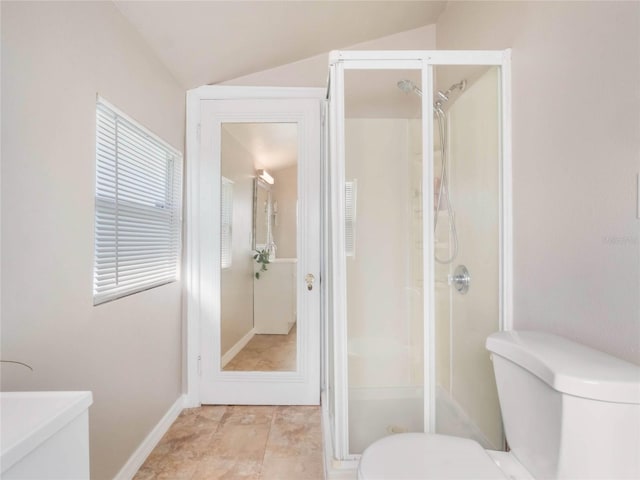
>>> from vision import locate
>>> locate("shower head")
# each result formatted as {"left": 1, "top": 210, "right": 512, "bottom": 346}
{"left": 397, "top": 79, "right": 423, "bottom": 97}
{"left": 397, "top": 79, "right": 413, "bottom": 93}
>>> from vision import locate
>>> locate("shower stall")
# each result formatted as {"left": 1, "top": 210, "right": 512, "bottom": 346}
{"left": 323, "top": 50, "right": 512, "bottom": 474}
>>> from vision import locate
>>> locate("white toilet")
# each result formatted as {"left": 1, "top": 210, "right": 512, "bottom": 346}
{"left": 358, "top": 330, "right": 640, "bottom": 479}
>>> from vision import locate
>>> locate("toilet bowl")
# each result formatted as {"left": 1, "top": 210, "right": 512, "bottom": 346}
{"left": 357, "top": 432, "right": 530, "bottom": 479}
{"left": 358, "top": 331, "right": 640, "bottom": 480}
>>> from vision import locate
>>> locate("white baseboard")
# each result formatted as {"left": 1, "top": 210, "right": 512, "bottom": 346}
{"left": 114, "top": 394, "right": 186, "bottom": 480}
{"left": 221, "top": 328, "right": 255, "bottom": 368}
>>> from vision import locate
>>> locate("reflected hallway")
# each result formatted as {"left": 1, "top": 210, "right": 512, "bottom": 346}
{"left": 224, "top": 325, "right": 297, "bottom": 372}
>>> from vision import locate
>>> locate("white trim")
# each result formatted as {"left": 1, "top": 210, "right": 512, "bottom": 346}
{"left": 220, "top": 328, "right": 255, "bottom": 368}
{"left": 336, "top": 59, "right": 423, "bottom": 70}
{"left": 328, "top": 60, "right": 351, "bottom": 460}
{"left": 329, "top": 50, "right": 507, "bottom": 66}
{"left": 114, "top": 395, "right": 186, "bottom": 480}
{"left": 422, "top": 60, "right": 436, "bottom": 434}
{"left": 189, "top": 85, "right": 325, "bottom": 101}
{"left": 185, "top": 89, "right": 202, "bottom": 408}
{"left": 321, "top": 100, "right": 329, "bottom": 396}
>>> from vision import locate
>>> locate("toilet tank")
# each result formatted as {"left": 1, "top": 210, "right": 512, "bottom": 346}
{"left": 486, "top": 331, "right": 640, "bottom": 480}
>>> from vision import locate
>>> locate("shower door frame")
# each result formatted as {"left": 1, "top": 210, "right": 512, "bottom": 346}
{"left": 326, "top": 49, "right": 513, "bottom": 461}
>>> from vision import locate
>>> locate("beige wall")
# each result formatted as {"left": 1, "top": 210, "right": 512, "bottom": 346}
{"left": 437, "top": 1, "right": 640, "bottom": 364}
{"left": 272, "top": 165, "right": 298, "bottom": 259}
{"left": 1, "top": 2, "right": 185, "bottom": 479}
{"left": 220, "top": 130, "right": 256, "bottom": 355}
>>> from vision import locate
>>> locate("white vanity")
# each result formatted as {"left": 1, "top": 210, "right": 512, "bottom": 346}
{"left": 1, "top": 391, "right": 93, "bottom": 479}
{"left": 254, "top": 258, "right": 297, "bottom": 334}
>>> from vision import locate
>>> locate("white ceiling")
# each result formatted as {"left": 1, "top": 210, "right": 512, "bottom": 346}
{"left": 222, "top": 123, "right": 298, "bottom": 171}
{"left": 114, "top": 1, "right": 447, "bottom": 89}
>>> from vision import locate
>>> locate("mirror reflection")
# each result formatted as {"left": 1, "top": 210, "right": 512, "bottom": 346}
{"left": 220, "top": 122, "right": 298, "bottom": 372}
{"left": 254, "top": 180, "right": 270, "bottom": 250}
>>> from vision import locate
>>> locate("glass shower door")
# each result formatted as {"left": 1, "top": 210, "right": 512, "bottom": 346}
{"left": 343, "top": 68, "right": 425, "bottom": 454}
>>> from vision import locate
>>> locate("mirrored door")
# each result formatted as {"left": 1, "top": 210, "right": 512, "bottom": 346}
{"left": 198, "top": 95, "right": 322, "bottom": 405}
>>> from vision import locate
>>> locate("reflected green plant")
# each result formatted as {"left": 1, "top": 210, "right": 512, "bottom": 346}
{"left": 253, "top": 248, "right": 270, "bottom": 279}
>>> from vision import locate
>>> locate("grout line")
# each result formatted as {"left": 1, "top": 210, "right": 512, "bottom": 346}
{"left": 258, "top": 407, "right": 278, "bottom": 479}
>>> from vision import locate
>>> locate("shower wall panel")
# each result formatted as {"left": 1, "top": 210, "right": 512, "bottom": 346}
{"left": 345, "top": 118, "right": 413, "bottom": 388}
{"left": 448, "top": 67, "right": 502, "bottom": 449}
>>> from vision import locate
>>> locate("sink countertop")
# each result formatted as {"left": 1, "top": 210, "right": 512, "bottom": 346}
{"left": 1, "top": 391, "right": 93, "bottom": 473}
{"left": 269, "top": 257, "right": 297, "bottom": 263}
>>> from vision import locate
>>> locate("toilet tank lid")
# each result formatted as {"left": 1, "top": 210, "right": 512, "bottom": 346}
{"left": 486, "top": 331, "right": 640, "bottom": 404}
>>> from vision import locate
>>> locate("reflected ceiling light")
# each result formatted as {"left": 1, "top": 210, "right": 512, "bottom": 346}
{"left": 258, "top": 169, "right": 274, "bottom": 185}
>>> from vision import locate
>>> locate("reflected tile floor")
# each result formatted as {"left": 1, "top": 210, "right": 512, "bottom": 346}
{"left": 224, "top": 325, "right": 297, "bottom": 372}
{"left": 134, "top": 405, "right": 324, "bottom": 480}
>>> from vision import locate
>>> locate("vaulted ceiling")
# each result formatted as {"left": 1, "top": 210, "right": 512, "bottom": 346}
{"left": 114, "top": 1, "right": 447, "bottom": 89}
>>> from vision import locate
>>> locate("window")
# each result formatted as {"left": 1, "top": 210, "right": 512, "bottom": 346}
{"left": 220, "top": 177, "right": 233, "bottom": 269}
{"left": 345, "top": 180, "right": 357, "bottom": 257}
{"left": 93, "top": 98, "right": 183, "bottom": 305}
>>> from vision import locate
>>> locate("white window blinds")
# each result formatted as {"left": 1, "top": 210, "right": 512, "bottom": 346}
{"left": 345, "top": 180, "right": 357, "bottom": 257}
{"left": 221, "top": 177, "right": 233, "bottom": 269}
{"left": 93, "top": 98, "right": 183, "bottom": 305}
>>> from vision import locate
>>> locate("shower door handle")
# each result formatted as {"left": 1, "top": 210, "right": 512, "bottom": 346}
{"left": 305, "top": 273, "right": 315, "bottom": 291}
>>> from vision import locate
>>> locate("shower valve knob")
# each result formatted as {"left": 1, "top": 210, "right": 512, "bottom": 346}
{"left": 450, "top": 265, "right": 471, "bottom": 295}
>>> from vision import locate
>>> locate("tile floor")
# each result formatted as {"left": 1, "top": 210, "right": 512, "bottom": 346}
{"left": 134, "top": 405, "right": 324, "bottom": 480}
{"left": 224, "top": 325, "right": 297, "bottom": 372}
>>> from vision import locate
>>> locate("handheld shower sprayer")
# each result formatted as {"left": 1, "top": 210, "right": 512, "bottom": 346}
{"left": 397, "top": 76, "right": 468, "bottom": 264}
{"left": 436, "top": 79, "right": 467, "bottom": 103}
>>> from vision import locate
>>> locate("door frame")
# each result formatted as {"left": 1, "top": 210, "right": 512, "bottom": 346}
{"left": 326, "top": 49, "right": 512, "bottom": 460}
{"left": 184, "top": 86, "right": 325, "bottom": 407}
